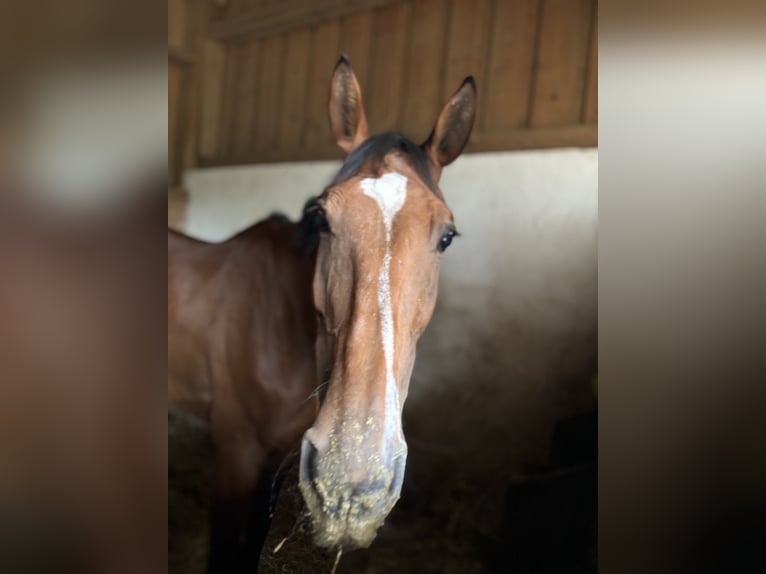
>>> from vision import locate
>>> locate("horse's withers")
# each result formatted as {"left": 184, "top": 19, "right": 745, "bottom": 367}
{"left": 298, "top": 56, "right": 476, "bottom": 549}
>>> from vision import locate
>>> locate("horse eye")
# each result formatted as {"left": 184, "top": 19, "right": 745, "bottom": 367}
{"left": 314, "top": 208, "right": 330, "bottom": 233}
{"left": 438, "top": 230, "right": 455, "bottom": 253}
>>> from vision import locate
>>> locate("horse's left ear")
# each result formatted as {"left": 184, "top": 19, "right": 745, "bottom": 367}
{"left": 422, "top": 76, "right": 476, "bottom": 181}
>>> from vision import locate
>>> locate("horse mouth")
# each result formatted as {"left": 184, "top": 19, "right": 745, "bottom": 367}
{"left": 298, "top": 452, "right": 406, "bottom": 549}
{"left": 298, "top": 477, "right": 401, "bottom": 549}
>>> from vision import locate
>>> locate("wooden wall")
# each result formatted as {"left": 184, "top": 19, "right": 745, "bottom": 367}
{"left": 168, "top": 0, "right": 193, "bottom": 187}
{"left": 173, "top": 0, "right": 597, "bottom": 171}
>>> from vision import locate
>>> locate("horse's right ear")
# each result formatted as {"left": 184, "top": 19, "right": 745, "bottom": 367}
{"left": 328, "top": 55, "right": 369, "bottom": 155}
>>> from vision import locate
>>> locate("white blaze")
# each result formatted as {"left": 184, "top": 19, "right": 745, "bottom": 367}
{"left": 360, "top": 172, "right": 408, "bottom": 446}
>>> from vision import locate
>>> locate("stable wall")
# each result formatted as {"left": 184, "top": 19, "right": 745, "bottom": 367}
{"left": 172, "top": 0, "right": 597, "bottom": 180}
{"left": 177, "top": 147, "right": 598, "bottom": 477}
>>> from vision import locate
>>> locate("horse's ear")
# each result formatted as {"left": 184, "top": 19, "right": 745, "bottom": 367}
{"left": 422, "top": 76, "right": 476, "bottom": 181}
{"left": 329, "top": 55, "right": 369, "bottom": 155}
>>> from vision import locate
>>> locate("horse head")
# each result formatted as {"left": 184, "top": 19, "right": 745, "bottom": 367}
{"left": 299, "top": 55, "right": 476, "bottom": 550}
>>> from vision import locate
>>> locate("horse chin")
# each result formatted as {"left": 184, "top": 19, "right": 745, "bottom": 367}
{"left": 311, "top": 511, "right": 386, "bottom": 550}
{"left": 298, "top": 479, "right": 401, "bottom": 549}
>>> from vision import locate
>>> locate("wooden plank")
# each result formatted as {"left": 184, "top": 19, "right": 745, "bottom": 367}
{"left": 366, "top": 3, "right": 411, "bottom": 133}
{"left": 233, "top": 42, "right": 260, "bottom": 157}
{"left": 278, "top": 27, "right": 312, "bottom": 153}
{"left": 209, "top": 0, "right": 229, "bottom": 23}
{"left": 225, "top": 0, "right": 246, "bottom": 20}
{"left": 468, "top": 124, "right": 597, "bottom": 152}
{"left": 221, "top": 45, "right": 242, "bottom": 157}
{"left": 168, "top": 0, "right": 187, "bottom": 53}
{"left": 254, "top": 35, "right": 285, "bottom": 154}
{"left": 169, "top": 45, "right": 194, "bottom": 67}
{"left": 200, "top": 124, "right": 598, "bottom": 166}
{"left": 400, "top": 0, "right": 448, "bottom": 142}
{"left": 210, "top": 0, "right": 400, "bottom": 43}
{"left": 182, "top": 0, "right": 209, "bottom": 172}
{"left": 168, "top": 62, "right": 182, "bottom": 185}
{"left": 529, "top": 0, "right": 594, "bottom": 128}
{"left": 338, "top": 10, "right": 374, "bottom": 96}
{"left": 483, "top": 0, "right": 540, "bottom": 131}
{"left": 442, "top": 0, "right": 492, "bottom": 106}
{"left": 303, "top": 20, "right": 341, "bottom": 151}
{"left": 582, "top": 7, "right": 598, "bottom": 124}
{"left": 174, "top": 64, "right": 193, "bottom": 179}
{"left": 198, "top": 40, "right": 226, "bottom": 160}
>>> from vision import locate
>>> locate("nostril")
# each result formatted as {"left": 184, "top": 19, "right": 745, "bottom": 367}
{"left": 350, "top": 454, "right": 408, "bottom": 500}
{"left": 299, "top": 434, "right": 320, "bottom": 484}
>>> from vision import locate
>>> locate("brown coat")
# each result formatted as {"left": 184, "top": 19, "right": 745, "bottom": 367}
{"left": 168, "top": 215, "right": 319, "bottom": 570}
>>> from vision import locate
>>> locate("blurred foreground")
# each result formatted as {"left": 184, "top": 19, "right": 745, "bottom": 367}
{"left": 0, "top": 3, "right": 167, "bottom": 569}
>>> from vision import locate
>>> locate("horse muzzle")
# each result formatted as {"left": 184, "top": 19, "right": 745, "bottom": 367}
{"left": 298, "top": 431, "right": 407, "bottom": 548}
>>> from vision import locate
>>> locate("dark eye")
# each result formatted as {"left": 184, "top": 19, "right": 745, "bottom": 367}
{"left": 438, "top": 230, "right": 456, "bottom": 253}
{"left": 313, "top": 208, "right": 330, "bottom": 234}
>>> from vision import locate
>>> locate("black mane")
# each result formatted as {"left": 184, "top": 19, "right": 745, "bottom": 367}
{"left": 329, "top": 131, "right": 437, "bottom": 194}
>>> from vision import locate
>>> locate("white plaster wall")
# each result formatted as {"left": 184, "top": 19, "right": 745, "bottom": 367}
{"left": 183, "top": 148, "right": 598, "bottom": 477}
{"left": 184, "top": 161, "right": 339, "bottom": 241}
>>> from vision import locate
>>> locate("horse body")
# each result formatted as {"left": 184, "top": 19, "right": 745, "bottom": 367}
{"left": 168, "top": 217, "right": 318, "bottom": 569}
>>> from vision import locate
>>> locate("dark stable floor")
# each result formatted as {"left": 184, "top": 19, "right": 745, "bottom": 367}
{"left": 169, "top": 409, "right": 598, "bottom": 574}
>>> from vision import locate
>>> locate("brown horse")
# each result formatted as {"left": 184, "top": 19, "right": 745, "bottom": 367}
{"left": 168, "top": 217, "right": 318, "bottom": 571}
{"left": 168, "top": 55, "right": 475, "bottom": 570}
